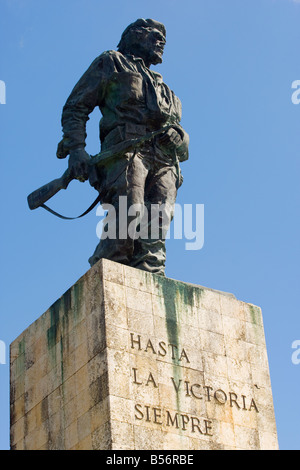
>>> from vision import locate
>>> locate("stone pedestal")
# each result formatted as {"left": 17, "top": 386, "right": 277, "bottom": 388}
{"left": 10, "top": 259, "right": 278, "bottom": 450}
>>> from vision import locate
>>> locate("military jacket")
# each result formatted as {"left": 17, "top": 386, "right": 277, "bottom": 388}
{"left": 59, "top": 50, "right": 189, "bottom": 161}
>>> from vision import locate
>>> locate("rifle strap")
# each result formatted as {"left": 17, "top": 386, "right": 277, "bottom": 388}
{"left": 38, "top": 125, "right": 179, "bottom": 220}
{"left": 40, "top": 194, "right": 101, "bottom": 220}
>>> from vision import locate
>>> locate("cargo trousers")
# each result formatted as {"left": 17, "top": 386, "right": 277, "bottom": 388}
{"left": 88, "top": 143, "right": 179, "bottom": 275}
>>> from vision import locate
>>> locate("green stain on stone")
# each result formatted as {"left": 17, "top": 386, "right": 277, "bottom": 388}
{"left": 16, "top": 338, "right": 25, "bottom": 376}
{"left": 248, "top": 305, "right": 260, "bottom": 325}
{"left": 18, "top": 338, "right": 25, "bottom": 356}
{"left": 60, "top": 335, "right": 64, "bottom": 387}
{"left": 160, "top": 278, "right": 179, "bottom": 342}
{"left": 156, "top": 276, "right": 202, "bottom": 415}
{"left": 159, "top": 278, "right": 199, "bottom": 345}
{"left": 47, "top": 299, "right": 60, "bottom": 349}
{"left": 63, "top": 288, "right": 72, "bottom": 315}
{"left": 46, "top": 280, "right": 83, "bottom": 370}
{"left": 72, "top": 281, "right": 83, "bottom": 325}
{"left": 47, "top": 298, "right": 62, "bottom": 366}
{"left": 61, "top": 288, "right": 72, "bottom": 348}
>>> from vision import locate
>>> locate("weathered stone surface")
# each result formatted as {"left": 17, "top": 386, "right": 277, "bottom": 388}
{"left": 10, "top": 259, "right": 278, "bottom": 450}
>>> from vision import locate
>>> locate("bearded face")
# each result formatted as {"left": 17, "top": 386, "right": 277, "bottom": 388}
{"left": 118, "top": 21, "right": 166, "bottom": 67}
{"left": 136, "top": 27, "right": 166, "bottom": 66}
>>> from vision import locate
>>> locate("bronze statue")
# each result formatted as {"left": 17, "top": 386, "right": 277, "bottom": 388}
{"left": 28, "top": 19, "right": 189, "bottom": 276}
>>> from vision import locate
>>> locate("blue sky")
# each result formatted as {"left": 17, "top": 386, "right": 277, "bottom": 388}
{"left": 1, "top": 0, "right": 299, "bottom": 450}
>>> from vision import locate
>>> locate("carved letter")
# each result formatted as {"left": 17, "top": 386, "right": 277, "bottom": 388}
{"left": 145, "top": 339, "right": 156, "bottom": 354}
{"left": 214, "top": 389, "right": 227, "bottom": 404}
{"left": 191, "top": 417, "right": 203, "bottom": 434}
{"left": 169, "top": 343, "right": 178, "bottom": 360}
{"left": 184, "top": 381, "right": 191, "bottom": 396}
{"left": 158, "top": 341, "right": 167, "bottom": 357}
{"left": 130, "top": 333, "right": 142, "bottom": 350}
{"left": 190, "top": 383, "right": 202, "bottom": 399}
{"left": 242, "top": 395, "right": 247, "bottom": 410}
{"left": 203, "top": 386, "right": 213, "bottom": 401}
{"left": 179, "top": 348, "right": 190, "bottom": 363}
{"left": 134, "top": 404, "right": 144, "bottom": 420}
{"left": 146, "top": 372, "right": 158, "bottom": 388}
{"left": 249, "top": 398, "right": 259, "bottom": 413}
{"left": 153, "top": 407, "right": 162, "bottom": 425}
{"left": 204, "top": 419, "right": 213, "bottom": 436}
{"left": 166, "top": 411, "right": 179, "bottom": 428}
{"left": 171, "top": 377, "right": 182, "bottom": 393}
{"left": 181, "top": 414, "right": 190, "bottom": 430}
{"left": 229, "top": 392, "right": 241, "bottom": 409}
{"left": 145, "top": 405, "right": 151, "bottom": 422}
{"left": 132, "top": 368, "right": 143, "bottom": 385}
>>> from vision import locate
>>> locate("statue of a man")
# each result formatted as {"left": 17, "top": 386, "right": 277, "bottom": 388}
{"left": 56, "top": 18, "right": 189, "bottom": 275}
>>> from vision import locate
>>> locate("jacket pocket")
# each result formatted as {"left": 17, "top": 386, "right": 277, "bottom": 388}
{"left": 108, "top": 71, "right": 144, "bottom": 105}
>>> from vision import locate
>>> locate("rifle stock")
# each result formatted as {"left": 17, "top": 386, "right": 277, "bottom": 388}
{"left": 27, "top": 169, "right": 73, "bottom": 210}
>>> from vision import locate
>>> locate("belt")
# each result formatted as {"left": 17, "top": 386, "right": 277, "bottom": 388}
{"left": 102, "top": 122, "right": 164, "bottom": 151}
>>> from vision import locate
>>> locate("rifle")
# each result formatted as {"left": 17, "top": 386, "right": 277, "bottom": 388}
{"left": 27, "top": 126, "right": 174, "bottom": 216}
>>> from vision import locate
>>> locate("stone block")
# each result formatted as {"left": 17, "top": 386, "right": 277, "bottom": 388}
{"left": 10, "top": 259, "right": 278, "bottom": 450}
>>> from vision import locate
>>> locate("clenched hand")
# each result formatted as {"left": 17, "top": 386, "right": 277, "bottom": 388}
{"left": 68, "top": 148, "right": 90, "bottom": 182}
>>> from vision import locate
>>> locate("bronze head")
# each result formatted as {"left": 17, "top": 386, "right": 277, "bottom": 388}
{"left": 118, "top": 18, "right": 166, "bottom": 67}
